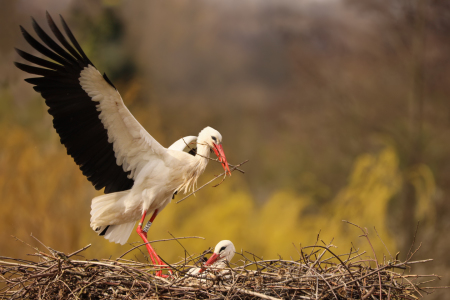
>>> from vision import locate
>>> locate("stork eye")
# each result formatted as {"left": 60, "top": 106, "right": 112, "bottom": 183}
{"left": 211, "top": 136, "right": 217, "bottom": 142}
{"left": 219, "top": 246, "right": 226, "bottom": 252}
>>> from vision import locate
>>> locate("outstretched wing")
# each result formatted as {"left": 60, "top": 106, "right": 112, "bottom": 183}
{"left": 14, "top": 13, "right": 167, "bottom": 193}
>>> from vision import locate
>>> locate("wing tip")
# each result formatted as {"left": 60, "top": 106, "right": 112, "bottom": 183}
{"left": 46, "top": 11, "right": 56, "bottom": 29}
{"left": 19, "top": 25, "right": 27, "bottom": 35}
{"left": 14, "top": 61, "right": 27, "bottom": 71}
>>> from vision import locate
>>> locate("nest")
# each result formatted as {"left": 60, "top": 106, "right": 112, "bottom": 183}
{"left": 0, "top": 224, "right": 445, "bottom": 299}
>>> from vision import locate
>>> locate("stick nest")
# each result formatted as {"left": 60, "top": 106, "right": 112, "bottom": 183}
{"left": 0, "top": 228, "right": 445, "bottom": 300}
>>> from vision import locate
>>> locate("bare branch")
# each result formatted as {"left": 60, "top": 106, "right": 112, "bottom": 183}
{"left": 176, "top": 159, "right": 249, "bottom": 204}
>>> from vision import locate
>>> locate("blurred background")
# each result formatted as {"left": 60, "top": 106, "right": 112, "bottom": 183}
{"left": 1, "top": 0, "right": 449, "bottom": 297}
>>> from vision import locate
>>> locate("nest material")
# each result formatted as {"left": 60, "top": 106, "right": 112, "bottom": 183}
{"left": 0, "top": 231, "right": 444, "bottom": 299}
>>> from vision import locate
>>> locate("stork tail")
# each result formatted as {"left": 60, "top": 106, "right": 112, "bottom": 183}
{"left": 90, "top": 191, "right": 135, "bottom": 245}
{"left": 98, "top": 222, "right": 136, "bottom": 245}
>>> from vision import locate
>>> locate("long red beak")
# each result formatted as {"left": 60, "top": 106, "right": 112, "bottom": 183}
{"left": 199, "top": 253, "right": 220, "bottom": 273}
{"left": 213, "top": 143, "right": 231, "bottom": 175}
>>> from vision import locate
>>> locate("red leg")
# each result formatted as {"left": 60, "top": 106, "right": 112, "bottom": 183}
{"left": 136, "top": 210, "right": 172, "bottom": 277}
{"left": 136, "top": 211, "right": 158, "bottom": 266}
{"left": 146, "top": 210, "right": 165, "bottom": 276}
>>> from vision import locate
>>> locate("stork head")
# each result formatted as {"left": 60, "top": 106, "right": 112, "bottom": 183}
{"left": 198, "top": 127, "right": 231, "bottom": 175}
{"left": 204, "top": 240, "right": 235, "bottom": 267}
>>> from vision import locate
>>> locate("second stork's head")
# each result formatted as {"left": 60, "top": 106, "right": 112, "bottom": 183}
{"left": 204, "top": 240, "right": 236, "bottom": 267}
{"left": 198, "top": 127, "right": 231, "bottom": 175}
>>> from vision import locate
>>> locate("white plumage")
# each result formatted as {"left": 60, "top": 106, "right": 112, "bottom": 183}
{"left": 15, "top": 13, "right": 232, "bottom": 275}
{"left": 188, "top": 240, "right": 236, "bottom": 276}
{"left": 88, "top": 126, "right": 220, "bottom": 245}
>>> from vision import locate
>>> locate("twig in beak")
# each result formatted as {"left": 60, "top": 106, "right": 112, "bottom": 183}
{"left": 212, "top": 172, "right": 228, "bottom": 187}
{"left": 181, "top": 138, "right": 244, "bottom": 173}
{"left": 176, "top": 159, "right": 249, "bottom": 204}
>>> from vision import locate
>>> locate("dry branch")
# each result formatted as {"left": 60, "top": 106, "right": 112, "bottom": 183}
{"left": 0, "top": 228, "right": 446, "bottom": 300}
{"left": 176, "top": 159, "right": 249, "bottom": 204}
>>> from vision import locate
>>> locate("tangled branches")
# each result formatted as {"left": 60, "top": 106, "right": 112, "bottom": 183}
{"left": 0, "top": 226, "right": 446, "bottom": 299}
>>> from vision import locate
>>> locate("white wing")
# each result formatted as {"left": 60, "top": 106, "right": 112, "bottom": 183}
{"left": 168, "top": 136, "right": 197, "bottom": 151}
{"left": 15, "top": 13, "right": 167, "bottom": 193}
{"left": 80, "top": 65, "right": 167, "bottom": 180}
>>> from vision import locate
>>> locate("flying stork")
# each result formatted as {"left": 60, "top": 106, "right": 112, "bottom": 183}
{"left": 14, "top": 13, "right": 232, "bottom": 275}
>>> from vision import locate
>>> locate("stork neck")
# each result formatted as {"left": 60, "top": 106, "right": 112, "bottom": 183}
{"left": 177, "top": 142, "right": 210, "bottom": 194}
{"left": 190, "top": 143, "right": 209, "bottom": 175}
{"left": 195, "top": 143, "right": 210, "bottom": 160}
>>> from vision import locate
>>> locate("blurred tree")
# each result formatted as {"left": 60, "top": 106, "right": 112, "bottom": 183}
{"left": 1, "top": 1, "right": 449, "bottom": 298}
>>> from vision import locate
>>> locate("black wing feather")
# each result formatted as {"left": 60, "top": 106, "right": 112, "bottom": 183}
{"left": 15, "top": 48, "right": 64, "bottom": 71}
{"left": 46, "top": 12, "right": 84, "bottom": 62}
{"left": 14, "top": 62, "right": 59, "bottom": 77}
{"left": 31, "top": 18, "right": 79, "bottom": 67}
{"left": 15, "top": 13, "right": 134, "bottom": 193}
{"left": 20, "top": 26, "right": 71, "bottom": 67}
{"left": 59, "top": 15, "right": 93, "bottom": 65}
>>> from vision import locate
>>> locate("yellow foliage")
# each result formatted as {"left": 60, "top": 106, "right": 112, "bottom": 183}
{"left": 145, "top": 183, "right": 255, "bottom": 262}
{"left": 0, "top": 123, "right": 436, "bottom": 266}
{"left": 321, "top": 145, "right": 402, "bottom": 254}
{"left": 408, "top": 164, "right": 436, "bottom": 222}
{"left": 254, "top": 191, "right": 313, "bottom": 257}
{"left": 0, "top": 124, "right": 118, "bottom": 258}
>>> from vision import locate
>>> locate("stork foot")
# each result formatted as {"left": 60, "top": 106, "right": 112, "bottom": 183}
{"left": 136, "top": 210, "right": 173, "bottom": 277}
{"left": 136, "top": 224, "right": 172, "bottom": 276}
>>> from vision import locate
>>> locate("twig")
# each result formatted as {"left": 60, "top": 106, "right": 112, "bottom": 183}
{"left": 1, "top": 225, "right": 444, "bottom": 299}
{"left": 362, "top": 286, "right": 375, "bottom": 300}
{"left": 407, "top": 222, "right": 421, "bottom": 260}
{"left": 221, "top": 285, "right": 282, "bottom": 300}
{"left": 176, "top": 159, "right": 249, "bottom": 204}
{"left": 67, "top": 244, "right": 91, "bottom": 258}
{"left": 343, "top": 220, "right": 382, "bottom": 299}
{"left": 374, "top": 227, "right": 393, "bottom": 262}
{"left": 182, "top": 138, "right": 246, "bottom": 174}
{"left": 118, "top": 236, "right": 204, "bottom": 259}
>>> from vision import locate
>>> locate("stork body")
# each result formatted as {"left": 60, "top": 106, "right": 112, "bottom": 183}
{"left": 91, "top": 128, "right": 217, "bottom": 245}
{"left": 15, "top": 13, "right": 231, "bottom": 276}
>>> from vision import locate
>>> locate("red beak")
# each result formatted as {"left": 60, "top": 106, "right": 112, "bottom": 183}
{"left": 199, "top": 253, "right": 220, "bottom": 273}
{"left": 213, "top": 143, "right": 231, "bottom": 176}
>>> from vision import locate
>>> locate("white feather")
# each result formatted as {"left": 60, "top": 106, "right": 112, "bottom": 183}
{"left": 90, "top": 191, "right": 129, "bottom": 226}
{"left": 80, "top": 68, "right": 228, "bottom": 244}
{"left": 186, "top": 240, "right": 236, "bottom": 276}
{"left": 103, "top": 222, "right": 136, "bottom": 245}
{"left": 168, "top": 136, "right": 197, "bottom": 151}
{"left": 79, "top": 65, "right": 168, "bottom": 181}
{"left": 17, "top": 18, "right": 231, "bottom": 251}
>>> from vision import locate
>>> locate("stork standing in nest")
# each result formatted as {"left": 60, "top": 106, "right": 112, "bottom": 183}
{"left": 14, "top": 13, "right": 232, "bottom": 276}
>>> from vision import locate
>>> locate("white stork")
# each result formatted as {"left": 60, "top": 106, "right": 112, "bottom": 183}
{"left": 188, "top": 240, "right": 236, "bottom": 275}
{"left": 14, "top": 13, "right": 231, "bottom": 276}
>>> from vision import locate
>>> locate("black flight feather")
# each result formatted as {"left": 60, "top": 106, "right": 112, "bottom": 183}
{"left": 46, "top": 12, "right": 84, "bottom": 62}
{"left": 15, "top": 13, "right": 134, "bottom": 193}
